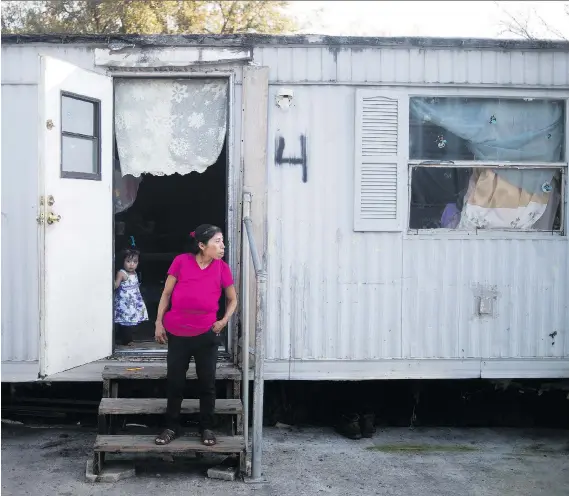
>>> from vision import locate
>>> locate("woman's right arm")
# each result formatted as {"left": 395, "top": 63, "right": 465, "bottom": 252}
{"left": 155, "top": 275, "right": 177, "bottom": 344}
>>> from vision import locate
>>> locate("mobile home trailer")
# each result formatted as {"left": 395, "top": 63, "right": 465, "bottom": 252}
{"left": 2, "top": 34, "right": 569, "bottom": 384}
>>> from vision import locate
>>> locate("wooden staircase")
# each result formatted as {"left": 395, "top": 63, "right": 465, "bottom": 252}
{"left": 90, "top": 193, "right": 269, "bottom": 480}
{"left": 92, "top": 361, "right": 247, "bottom": 478}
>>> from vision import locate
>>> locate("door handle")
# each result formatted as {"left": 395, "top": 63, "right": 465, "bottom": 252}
{"left": 47, "top": 212, "right": 61, "bottom": 225}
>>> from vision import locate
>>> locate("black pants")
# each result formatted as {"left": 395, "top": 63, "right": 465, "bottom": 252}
{"left": 166, "top": 331, "right": 218, "bottom": 433}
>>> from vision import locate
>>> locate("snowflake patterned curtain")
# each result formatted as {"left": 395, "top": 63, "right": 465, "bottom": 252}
{"left": 114, "top": 79, "right": 228, "bottom": 177}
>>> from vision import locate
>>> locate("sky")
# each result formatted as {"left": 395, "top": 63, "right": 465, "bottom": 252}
{"left": 287, "top": 1, "right": 568, "bottom": 40}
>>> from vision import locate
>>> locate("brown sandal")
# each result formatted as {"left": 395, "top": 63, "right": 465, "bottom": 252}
{"left": 202, "top": 429, "right": 217, "bottom": 446}
{"left": 155, "top": 428, "right": 177, "bottom": 445}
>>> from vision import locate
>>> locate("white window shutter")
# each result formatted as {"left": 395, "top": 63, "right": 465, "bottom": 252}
{"left": 354, "top": 89, "right": 408, "bottom": 232}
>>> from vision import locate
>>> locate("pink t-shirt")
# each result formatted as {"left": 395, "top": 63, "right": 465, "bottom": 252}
{"left": 163, "top": 254, "right": 234, "bottom": 337}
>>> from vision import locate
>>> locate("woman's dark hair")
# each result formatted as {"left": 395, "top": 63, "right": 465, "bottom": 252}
{"left": 189, "top": 224, "right": 222, "bottom": 255}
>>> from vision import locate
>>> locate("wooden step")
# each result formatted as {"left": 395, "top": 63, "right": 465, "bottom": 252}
{"left": 102, "top": 363, "right": 241, "bottom": 381}
{"left": 99, "top": 398, "right": 242, "bottom": 415}
{"left": 94, "top": 434, "right": 244, "bottom": 454}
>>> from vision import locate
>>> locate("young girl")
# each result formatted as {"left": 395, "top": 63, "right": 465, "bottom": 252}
{"left": 114, "top": 238, "right": 148, "bottom": 345}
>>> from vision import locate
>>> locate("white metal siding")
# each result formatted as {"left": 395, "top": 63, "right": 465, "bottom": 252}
{"left": 3, "top": 42, "right": 568, "bottom": 371}
{"left": 254, "top": 47, "right": 569, "bottom": 86}
{"left": 267, "top": 85, "right": 402, "bottom": 360}
{"left": 1, "top": 84, "right": 40, "bottom": 362}
{"left": 4, "top": 44, "right": 564, "bottom": 87}
{"left": 402, "top": 239, "right": 569, "bottom": 359}
{"left": 1, "top": 46, "right": 105, "bottom": 83}
{"left": 266, "top": 84, "right": 569, "bottom": 362}
{"left": 0, "top": 44, "right": 246, "bottom": 365}
{"left": 1, "top": 45, "right": 244, "bottom": 84}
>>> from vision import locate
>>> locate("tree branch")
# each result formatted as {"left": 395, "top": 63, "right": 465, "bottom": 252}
{"left": 495, "top": 0, "right": 569, "bottom": 40}
{"left": 534, "top": 8, "right": 568, "bottom": 41}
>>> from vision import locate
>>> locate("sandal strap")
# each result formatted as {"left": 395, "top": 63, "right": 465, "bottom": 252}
{"left": 202, "top": 429, "right": 216, "bottom": 444}
{"left": 157, "top": 429, "right": 176, "bottom": 443}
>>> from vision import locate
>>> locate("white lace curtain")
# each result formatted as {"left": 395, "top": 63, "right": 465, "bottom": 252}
{"left": 114, "top": 78, "right": 228, "bottom": 178}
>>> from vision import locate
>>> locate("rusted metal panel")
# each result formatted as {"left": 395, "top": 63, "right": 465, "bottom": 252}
{"left": 94, "top": 47, "right": 252, "bottom": 67}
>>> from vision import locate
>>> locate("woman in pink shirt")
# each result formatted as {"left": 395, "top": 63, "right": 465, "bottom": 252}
{"left": 154, "top": 224, "right": 237, "bottom": 447}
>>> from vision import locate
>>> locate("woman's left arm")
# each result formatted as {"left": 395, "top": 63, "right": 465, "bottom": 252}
{"left": 212, "top": 285, "right": 238, "bottom": 333}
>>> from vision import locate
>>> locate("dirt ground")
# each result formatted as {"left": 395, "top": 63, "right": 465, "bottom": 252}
{"left": 2, "top": 423, "right": 568, "bottom": 496}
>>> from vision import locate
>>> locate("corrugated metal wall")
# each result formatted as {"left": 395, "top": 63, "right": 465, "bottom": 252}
{"left": 2, "top": 42, "right": 568, "bottom": 366}
{"left": 266, "top": 83, "right": 569, "bottom": 361}
{"left": 263, "top": 44, "right": 568, "bottom": 362}
{"left": 1, "top": 44, "right": 245, "bottom": 364}
{"left": 266, "top": 85, "right": 403, "bottom": 360}
{"left": 254, "top": 46, "right": 569, "bottom": 86}
{"left": 1, "top": 46, "right": 105, "bottom": 82}
{"left": 1, "top": 85, "right": 40, "bottom": 361}
{"left": 1, "top": 45, "right": 244, "bottom": 82}
{"left": 2, "top": 46, "right": 111, "bottom": 363}
{"left": 5, "top": 44, "right": 566, "bottom": 86}
{"left": 403, "top": 239, "right": 569, "bottom": 359}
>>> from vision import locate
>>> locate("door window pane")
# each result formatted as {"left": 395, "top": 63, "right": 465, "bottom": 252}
{"left": 62, "top": 136, "right": 96, "bottom": 174}
{"left": 62, "top": 96, "right": 95, "bottom": 136}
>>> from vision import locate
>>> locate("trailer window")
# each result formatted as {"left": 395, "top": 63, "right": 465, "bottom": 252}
{"left": 408, "top": 97, "right": 566, "bottom": 232}
{"left": 409, "top": 166, "right": 563, "bottom": 231}
{"left": 409, "top": 97, "right": 565, "bottom": 162}
{"left": 61, "top": 93, "right": 101, "bottom": 180}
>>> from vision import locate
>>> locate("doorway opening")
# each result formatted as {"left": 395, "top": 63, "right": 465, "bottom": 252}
{"left": 111, "top": 77, "right": 232, "bottom": 358}
{"left": 113, "top": 142, "right": 228, "bottom": 355}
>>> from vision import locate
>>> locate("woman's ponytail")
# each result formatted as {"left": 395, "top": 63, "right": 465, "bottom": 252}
{"left": 188, "top": 224, "right": 222, "bottom": 255}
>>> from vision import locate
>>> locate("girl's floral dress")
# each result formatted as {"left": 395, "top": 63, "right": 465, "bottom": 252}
{"left": 114, "top": 270, "right": 148, "bottom": 326}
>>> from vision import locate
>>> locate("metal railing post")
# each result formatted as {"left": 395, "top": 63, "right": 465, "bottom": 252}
{"left": 241, "top": 193, "right": 251, "bottom": 463}
{"left": 251, "top": 268, "right": 266, "bottom": 480}
{"left": 241, "top": 201, "right": 266, "bottom": 482}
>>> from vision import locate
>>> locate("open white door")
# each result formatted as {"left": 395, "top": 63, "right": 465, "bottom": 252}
{"left": 39, "top": 57, "right": 113, "bottom": 377}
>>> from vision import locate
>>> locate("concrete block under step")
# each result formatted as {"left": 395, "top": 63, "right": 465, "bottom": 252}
{"left": 85, "top": 459, "right": 135, "bottom": 483}
{"left": 94, "top": 435, "right": 245, "bottom": 455}
{"left": 102, "top": 363, "right": 242, "bottom": 381}
{"left": 207, "top": 465, "right": 239, "bottom": 481}
{"left": 99, "top": 398, "right": 242, "bottom": 415}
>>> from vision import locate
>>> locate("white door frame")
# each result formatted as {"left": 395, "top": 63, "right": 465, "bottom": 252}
{"left": 110, "top": 71, "right": 239, "bottom": 356}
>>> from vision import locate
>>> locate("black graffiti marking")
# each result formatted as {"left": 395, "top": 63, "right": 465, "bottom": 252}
{"left": 275, "top": 135, "right": 308, "bottom": 183}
